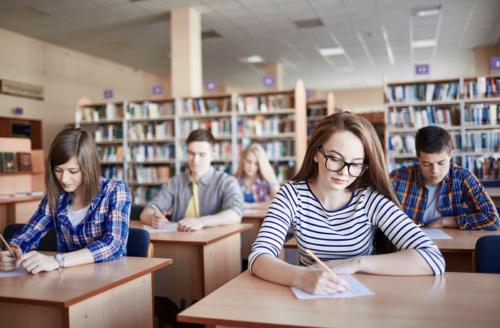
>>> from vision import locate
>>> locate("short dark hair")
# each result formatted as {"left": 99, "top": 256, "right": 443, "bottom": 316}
{"left": 415, "top": 126, "right": 453, "bottom": 155}
{"left": 186, "top": 129, "right": 215, "bottom": 145}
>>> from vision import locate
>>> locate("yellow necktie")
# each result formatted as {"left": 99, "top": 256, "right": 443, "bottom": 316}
{"left": 185, "top": 176, "right": 200, "bottom": 218}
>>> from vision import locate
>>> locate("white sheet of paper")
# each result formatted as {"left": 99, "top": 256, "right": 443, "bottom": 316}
{"left": 142, "top": 223, "right": 178, "bottom": 233}
{"left": 421, "top": 228, "right": 452, "bottom": 240}
{"left": 0, "top": 267, "right": 28, "bottom": 278}
{"left": 291, "top": 275, "right": 374, "bottom": 300}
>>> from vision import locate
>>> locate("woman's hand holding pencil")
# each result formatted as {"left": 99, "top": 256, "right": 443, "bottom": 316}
{"left": 0, "top": 233, "right": 22, "bottom": 272}
{"left": 292, "top": 249, "right": 352, "bottom": 295}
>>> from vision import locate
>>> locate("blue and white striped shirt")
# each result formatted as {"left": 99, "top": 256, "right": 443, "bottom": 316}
{"left": 249, "top": 181, "right": 445, "bottom": 275}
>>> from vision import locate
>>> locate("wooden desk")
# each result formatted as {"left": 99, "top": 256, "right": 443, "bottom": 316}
{"left": 241, "top": 207, "right": 268, "bottom": 260}
{"left": 178, "top": 271, "right": 500, "bottom": 328}
{"left": 130, "top": 222, "right": 252, "bottom": 300}
{"left": 0, "top": 195, "right": 43, "bottom": 231}
{"left": 0, "top": 257, "right": 172, "bottom": 328}
{"left": 486, "top": 187, "right": 500, "bottom": 206}
{"left": 284, "top": 228, "right": 500, "bottom": 272}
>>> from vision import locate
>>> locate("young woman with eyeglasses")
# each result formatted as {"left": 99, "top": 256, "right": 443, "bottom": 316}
{"left": 248, "top": 112, "right": 445, "bottom": 295}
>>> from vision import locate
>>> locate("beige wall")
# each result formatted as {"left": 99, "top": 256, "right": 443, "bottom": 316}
{"left": 0, "top": 28, "right": 168, "bottom": 151}
{"left": 312, "top": 87, "right": 384, "bottom": 114}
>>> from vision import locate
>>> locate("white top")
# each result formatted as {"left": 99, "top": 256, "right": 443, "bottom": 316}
{"left": 66, "top": 204, "right": 90, "bottom": 227}
{"left": 249, "top": 181, "right": 445, "bottom": 275}
{"left": 422, "top": 183, "right": 442, "bottom": 225}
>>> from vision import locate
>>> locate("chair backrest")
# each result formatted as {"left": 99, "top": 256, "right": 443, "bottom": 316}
{"left": 130, "top": 205, "right": 145, "bottom": 221}
{"left": 127, "top": 227, "right": 152, "bottom": 257}
{"left": 3, "top": 224, "right": 57, "bottom": 252}
{"left": 475, "top": 235, "right": 500, "bottom": 274}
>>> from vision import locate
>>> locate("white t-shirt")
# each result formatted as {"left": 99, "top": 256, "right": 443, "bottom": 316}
{"left": 67, "top": 204, "right": 90, "bottom": 227}
{"left": 422, "top": 183, "right": 442, "bottom": 225}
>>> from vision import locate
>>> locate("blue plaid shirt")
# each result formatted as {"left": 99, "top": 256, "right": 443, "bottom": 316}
{"left": 9, "top": 178, "right": 131, "bottom": 262}
{"left": 390, "top": 164, "right": 499, "bottom": 230}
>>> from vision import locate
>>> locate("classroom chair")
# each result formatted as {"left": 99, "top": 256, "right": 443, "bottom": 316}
{"left": 475, "top": 235, "right": 500, "bottom": 274}
{"left": 129, "top": 204, "right": 145, "bottom": 220}
{"left": 127, "top": 227, "right": 153, "bottom": 257}
{"left": 3, "top": 224, "right": 57, "bottom": 252}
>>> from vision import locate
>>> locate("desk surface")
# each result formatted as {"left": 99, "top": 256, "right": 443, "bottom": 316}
{"left": 284, "top": 228, "right": 500, "bottom": 251}
{"left": 0, "top": 194, "right": 43, "bottom": 205}
{"left": 178, "top": 270, "right": 500, "bottom": 328}
{"left": 130, "top": 221, "right": 252, "bottom": 245}
{"left": 0, "top": 257, "right": 171, "bottom": 308}
{"left": 242, "top": 207, "right": 268, "bottom": 219}
{"left": 486, "top": 187, "right": 500, "bottom": 197}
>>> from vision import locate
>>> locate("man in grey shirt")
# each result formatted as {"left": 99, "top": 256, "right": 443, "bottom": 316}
{"left": 140, "top": 129, "right": 243, "bottom": 231}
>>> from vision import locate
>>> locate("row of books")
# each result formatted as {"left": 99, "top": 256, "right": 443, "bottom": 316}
{"left": 464, "top": 156, "right": 500, "bottom": 180}
{"left": 464, "top": 77, "right": 500, "bottom": 99}
{"left": 385, "top": 82, "right": 459, "bottom": 103}
{"left": 98, "top": 146, "right": 124, "bottom": 162}
{"left": 464, "top": 104, "right": 499, "bottom": 126}
{"left": 77, "top": 103, "right": 123, "bottom": 122}
{"left": 237, "top": 115, "right": 294, "bottom": 136}
{"left": 94, "top": 125, "right": 123, "bottom": 142}
{"left": 182, "top": 98, "right": 230, "bottom": 115}
{"left": 387, "top": 106, "right": 459, "bottom": 128}
{"left": 239, "top": 139, "right": 295, "bottom": 159}
{"left": 128, "top": 144, "right": 175, "bottom": 162}
{"left": 128, "top": 122, "right": 174, "bottom": 141}
{"left": 180, "top": 118, "right": 232, "bottom": 138}
{"left": 131, "top": 165, "right": 171, "bottom": 183}
{"left": 127, "top": 101, "right": 175, "bottom": 119}
{"left": 132, "top": 186, "right": 161, "bottom": 205}
{"left": 462, "top": 132, "right": 500, "bottom": 153}
{"left": 236, "top": 94, "right": 292, "bottom": 113}
{"left": 0, "top": 152, "right": 32, "bottom": 173}
{"left": 102, "top": 165, "right": 125, "bottom": 180}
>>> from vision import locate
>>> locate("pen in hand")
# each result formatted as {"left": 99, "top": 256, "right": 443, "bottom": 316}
{"left": 305, "top": 249, "right": 351, "bottom": 291}
{"left": 0, "top": 233, "right": 17, "bottom": 259}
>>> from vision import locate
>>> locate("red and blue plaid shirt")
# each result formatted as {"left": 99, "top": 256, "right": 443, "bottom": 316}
{"left": 9, "top": 178, "right": 131, "bottom": 262}
{"left": 390, "top": 164, "right": 499, "bottom": 230}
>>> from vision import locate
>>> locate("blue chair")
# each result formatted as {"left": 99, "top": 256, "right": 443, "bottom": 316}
{"left": 3, "top": 224, "right": 57, "bottom": 252}
{"left": 127, "top": 227, "right": 152, "bottom": 257}
{"left": 475, "top": 235, "right": 500, "bottom": 273}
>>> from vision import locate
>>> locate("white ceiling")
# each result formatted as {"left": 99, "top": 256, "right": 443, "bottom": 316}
{"left": 0, "top": 0, "right": 499, "bottom": 90}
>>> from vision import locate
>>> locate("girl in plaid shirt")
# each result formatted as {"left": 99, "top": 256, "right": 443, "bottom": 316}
{"left": 235, "top": 143, "right": 280, "bottom": 209}
{"left": 0, "top": 128, "right": 131, "bottom": 274}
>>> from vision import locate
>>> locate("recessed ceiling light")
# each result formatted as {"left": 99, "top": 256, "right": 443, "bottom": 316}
{"left": 413, "top": 5, "right": 442, "bottom": 17}
{"left": 318, "top": 47, "right": 345, "bottom": 56}
{"left": 240, "top": 55, "right": 263, "bottom": 63}
{"left": 411, "top": 39, "right": 436, "bottom": 48}
{"left": 294, "top": 18, "right": 324, "bottom": 29}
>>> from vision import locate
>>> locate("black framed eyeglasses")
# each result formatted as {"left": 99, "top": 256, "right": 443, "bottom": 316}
{"left": 318, "top": 147, "right": 369, "bottom": 177}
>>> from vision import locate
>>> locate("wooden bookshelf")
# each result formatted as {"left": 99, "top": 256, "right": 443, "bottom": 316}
{"left": 384, "top": 75, "right": 500, "bottom": 186}
{"left": 306, "top": 92, "right": 334, "bottom": 137}
{"left": 75, "top": 80, "right": 308, "bottom": 205}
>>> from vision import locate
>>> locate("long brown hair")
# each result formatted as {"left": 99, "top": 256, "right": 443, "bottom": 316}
{"left": 293, "top": 112, "right": 399, "bottom": 205}
{"left": 46, "top": 128, "right": 101, "bottom": 214}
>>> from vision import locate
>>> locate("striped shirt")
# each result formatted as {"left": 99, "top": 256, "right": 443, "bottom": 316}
{"left": 249, "top": 181, "right": 445, "bottom": 275}
{"left": 390, "top": 164, "right": 499, "bottom": 230}
{"left": 9, "top": 178, "right": 131, "bottom": 262}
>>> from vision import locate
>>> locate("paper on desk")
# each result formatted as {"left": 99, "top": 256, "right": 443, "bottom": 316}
{"left": 291, "top": 275, "right": 374, "bottom": 300}
{"left": 421, "top": 228, "right": 452, "bottom": 240}
{"left": 0, "top": 267, "right": 28, "bottom": 278}
{"left": 142, "top": 223, "right": 178, "bottom": 233}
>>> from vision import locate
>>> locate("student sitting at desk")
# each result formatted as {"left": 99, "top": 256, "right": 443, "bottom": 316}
{"left": 0, "top": 128, "right": 131, "bottom": 274}
{"left": 390, "top": 126, "right": 499, "bottom": 230}
{"left": 234, "top": 143, "right": 279, "bottom": 209}
{"left": 140, "top": 129, "right": 243, "bottom": 231}
{"left": 249, "top": 112, "right": 445, "bottom": 295}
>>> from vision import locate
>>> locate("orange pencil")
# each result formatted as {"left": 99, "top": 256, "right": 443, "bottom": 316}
{"left": 0, "top": 233, "right": 16, "bottom": 259}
